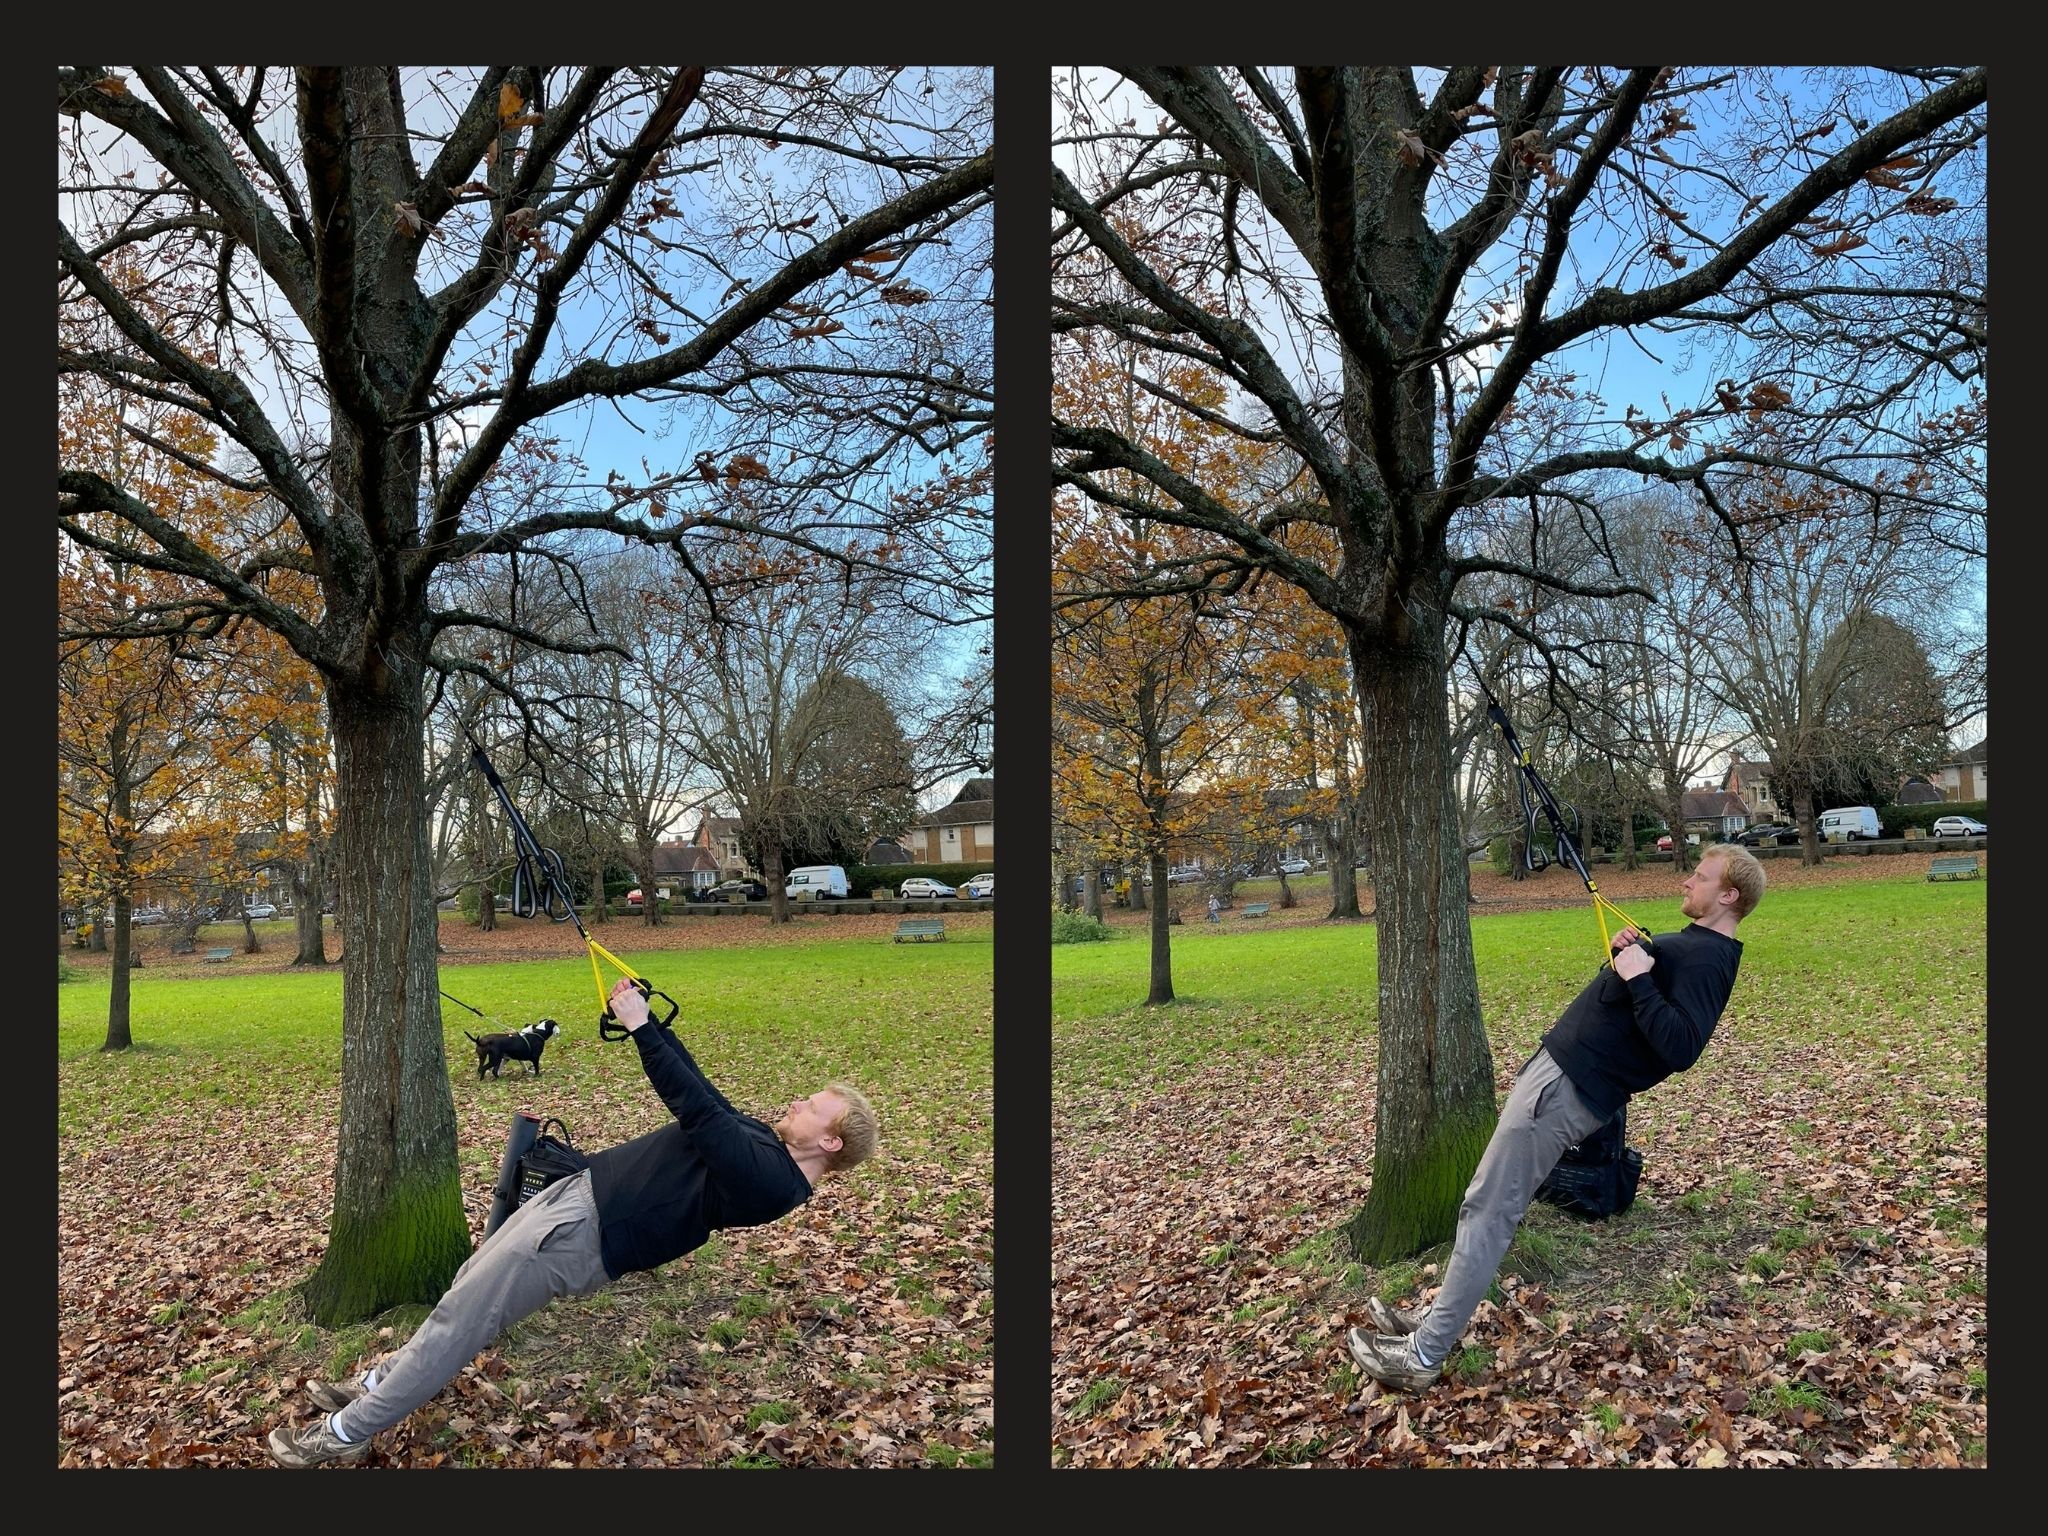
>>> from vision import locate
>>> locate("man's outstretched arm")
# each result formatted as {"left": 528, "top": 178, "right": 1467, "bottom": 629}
{"left": 609, "top": 981, "right": 790, "bottom": 1188}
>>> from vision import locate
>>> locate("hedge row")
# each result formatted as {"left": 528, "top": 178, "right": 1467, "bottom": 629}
{"left": 1881, "top": 799, "right": 1987, "bottom": 837}
{"left": 840, "top": 862, "right": 994, "bottom": 895}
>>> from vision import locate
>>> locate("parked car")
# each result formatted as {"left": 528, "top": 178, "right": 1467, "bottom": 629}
{"left": 1278, "top": 857, "right": 1311, "bottom": 876}
{"left": 708, "top": 879, "right": 769, "bottom": 902}
{"left": 1654, "top": 833, "right": 1701, "bottom": 852}
{"left": 243, "top": 901, "right": 278, "bottom": 920}
{"left": 1733, "top": 823, "right": 1797, "bottom": 847}
{"left": 1931, "top": 815, "right": 1987, "bottom": 838}
{"left": 625, "top": 887, "right": 672, "bottom": 908}
{"left": 961, "top": 872, "right": 994, "bottom": 899}
{"left": 131, "top": 906, "right": 167, "bottom": 925}
{"left": 1167, "top": 865, "right": 1203, "bottom": 883}
{"left": 900, "top": 877, "right": 956, "bottom": 899}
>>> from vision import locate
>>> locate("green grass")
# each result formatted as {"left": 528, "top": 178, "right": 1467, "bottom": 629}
{"left": 1070, "top": 1375, "right": 1126, "bottom": 1418}
{"left": 1054, "top": 870, "right": 1985, "bottom": 1093}
{"left": 59, "top": 921, "right": 993, "bottom": 1468}
{"left": 1053, "top": 864, "right": 1983, "bottom": 1466}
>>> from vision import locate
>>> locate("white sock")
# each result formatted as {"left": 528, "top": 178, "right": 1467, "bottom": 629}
{"left": 327, "top": 1413, "right": 353, "bottom": 1443}
{"left": 1409, "top": 1337, "right": 1439, "bottom": 1371}
{"left": 362, "top": 1368, "right": 379, "bottom": 1392}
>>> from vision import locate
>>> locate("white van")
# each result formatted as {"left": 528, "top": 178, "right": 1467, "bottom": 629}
{"left": 784, "top": 865, "right": 850, "bottom": 900}
{"left": 1817, "top": 806, "right": 1881, "bottom": 842}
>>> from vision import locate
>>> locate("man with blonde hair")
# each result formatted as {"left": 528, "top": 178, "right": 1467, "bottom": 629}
{"left": 1350, "top": 845, "right": 1763, "bottom": 1392}
{"left": 271, "top": 976, "right": 878, "bottom": 1465}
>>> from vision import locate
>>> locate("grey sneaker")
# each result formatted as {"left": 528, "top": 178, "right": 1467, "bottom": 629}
{"left": 1365, "top": 1295, "right": 1426, "bottom": 1335}
{"left": 1346, "top": 1327, "right": 1442, "bottom": 1393}
{"left": 305, "top": 1374, "right": 370, "bottom": 1413}
{"left": 267, "top": 1416, "right": 373, "bottom": 1467}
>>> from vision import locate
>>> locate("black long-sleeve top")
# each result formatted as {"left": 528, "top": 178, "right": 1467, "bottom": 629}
{"left": 583, "top": 1024, "right": 811, "bottom": 1280}
{"left": 1539, "top": 922, "right": 1743, "bottom": 1121}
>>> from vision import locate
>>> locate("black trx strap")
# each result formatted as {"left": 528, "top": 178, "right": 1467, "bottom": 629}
{"left": 468, "top": 731, "right": 679, "bottom": 1039}
{"left": 1478, "top": 685, "right": 1652, "bottom": 967}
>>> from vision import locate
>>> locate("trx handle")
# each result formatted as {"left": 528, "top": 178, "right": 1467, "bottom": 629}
{"left": 585, "top": 940, "right": 679, "bottom": 1041}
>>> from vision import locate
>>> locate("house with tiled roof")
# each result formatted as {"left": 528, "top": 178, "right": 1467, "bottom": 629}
{"left": 904, "top": 778, "right": 993, "bottom": 864}
{"left": 1720, "top": 760, "right": 1783, "bottom": 822}
{"left": 689, "top": 815, "right": 751, "bottom": 878}
{"left": 1681, "top": 789, "right": 1751, "bottom": 840}
{"left": 651, "top": 839, "right": 723, "bottom": 893}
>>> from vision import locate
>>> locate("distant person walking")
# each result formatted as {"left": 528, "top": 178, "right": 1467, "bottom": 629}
{"left": 1206, "top": 894, "right": 1220, "bottom": 924}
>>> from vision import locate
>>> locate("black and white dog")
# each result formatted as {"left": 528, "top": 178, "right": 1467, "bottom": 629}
{"left": 465, "top": 1019, "right": 560, "bottom": 1079}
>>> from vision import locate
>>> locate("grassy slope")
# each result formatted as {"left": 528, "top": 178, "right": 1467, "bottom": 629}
{"left": 58, "top": 926, "right": 993, "bottom": 1468}
{"left": 1051, "top": 871, "right": 1986, "bottom": 1467}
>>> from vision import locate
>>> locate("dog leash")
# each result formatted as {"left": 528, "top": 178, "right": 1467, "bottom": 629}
{"left": 438, "top": 987, "right": 526, "bottom": 1037}
{"left": 467, "top": 731, "right": 679, "bottom": 1041}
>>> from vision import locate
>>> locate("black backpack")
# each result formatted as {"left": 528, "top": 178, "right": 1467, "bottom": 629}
{"left": 1535, "top": 1106, "right": 1643, "bottom": 1219}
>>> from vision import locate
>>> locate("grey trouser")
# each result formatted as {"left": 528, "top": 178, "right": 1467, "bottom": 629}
{"left": 332, "top": 1168, "right": 611, "bottom": 1440}
{"left": 1411, "top": 1047, "right": 1608, "bottom": 1366}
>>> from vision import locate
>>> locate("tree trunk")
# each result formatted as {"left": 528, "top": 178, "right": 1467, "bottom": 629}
{"left": 1342, "top": 626, "right": 1498, "bottom": 1263}
{"left": 1327, "top": 722, "right": 1364, "bottom": 920}
{"left": 764, "top": 839, "right": 789, "bottom": 924}
{"left": 1277, "top": 870, "right": 1294, "bottom": 909}
{"left": 636, "top": 834, "right": 662, "bottom": 925}
{"left": 291, "top": 836, "right": 329, "bottom": 966}
{"left": 300, "top": 654, "right": 468, "bottom": 1325}
{"left": 1793, "top": 786, "right": 1822, "bottom": 867}
{"left": 102, "top": 765, "right": 135, "bottom": 1049}
{"left": 590, "top": 846, "right": 608, "bottom": 926}
{"left": 1083, "top": 865, "right": 1103, "bottom": 920}
{"left": 103, "top": 896, "right": 133, "bottom": 1052}
{"left": 1662, "top": 786, "right": 1692, "bottom": 873}
{"left": 1146, "top": 847, "right": 1173, "bottom": 1005}
{"left": 1328, "top": 809, "right": 1363, "bottom": 920}
{"left": 1128, "top": 867, "right": 1146, "bottom": 913}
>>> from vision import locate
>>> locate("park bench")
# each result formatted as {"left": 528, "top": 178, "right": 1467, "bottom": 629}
{"left": 894, "top": 918, "right": 946, "bottom": 943}
{"left": 1240, "top": 903, "right": 1270, "bottom": 918}
{"left": 1926, "top": 854, "right": 1981, "bottom": 882}
{"left": 203, "top": 946, "right": 234, "bottom": 963}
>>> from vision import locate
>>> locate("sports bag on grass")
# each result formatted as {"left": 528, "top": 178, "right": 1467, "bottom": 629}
{"left": 1535, "top": 1107, "right": 1642, "bottom": 1219}
{"left": 484, "top": 1113, "right": 590, "bottom": 1237}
